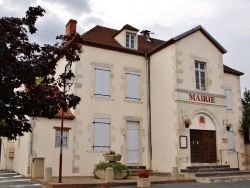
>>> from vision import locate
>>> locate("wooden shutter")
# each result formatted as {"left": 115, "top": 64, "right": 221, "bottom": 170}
{"left": 133, "top": 73, "right": 140, "bottom": 100}
{"left": 103, "top": 69, "right": 110, "bottom": 98}
{"left": 126, "top": 72, "right": 133, "bottom": 99}
{"left": 94, "top": 67, "right": 110, "bottom": 98}
{"left": 126, "top": 72, "right": 140, "bottom": 101}
{"left": 94, "top": 68, "right": 103, "bottom": 97}
{"left": 225, "top": 88, "right": 232, "bottom": 111}
{"left": 94, "top": 118, "right": 110, "bottom": 151}
{"left": 228, "top": 129, "right": 235, "bottom": 150}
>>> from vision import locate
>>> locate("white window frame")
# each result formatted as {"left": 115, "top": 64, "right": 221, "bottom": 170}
{"left": 55, "top": 129, "right": 69, "bottom": 148}
{"left": 225, "top": 88, "right": 232, "bottom": 112}
{"left": 126, "top": 33, "right": 136, "bottom": 49}
{"left": 94, "top": 67, "right": 110, "bottom": 98}
{"left": 195, "top": 61, "right": 206, "bottom": 91}
{"left": 93, "top": 118, "right": 110, "bottom": 152}
{"left": 126, "top": 71, "right": 140, "bottom": 101}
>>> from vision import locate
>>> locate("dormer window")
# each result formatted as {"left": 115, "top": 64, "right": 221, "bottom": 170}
{"left": 126, "top": 33, "right": 136, "bottom": 49}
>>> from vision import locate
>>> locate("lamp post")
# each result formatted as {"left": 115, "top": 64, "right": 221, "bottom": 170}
{"left": 58, "top": 62, "right": 75, "bottom": 183}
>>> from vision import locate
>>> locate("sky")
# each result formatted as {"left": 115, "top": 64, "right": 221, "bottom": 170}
{"left": 0, "top": 0, "right": 249, "bottom": 94}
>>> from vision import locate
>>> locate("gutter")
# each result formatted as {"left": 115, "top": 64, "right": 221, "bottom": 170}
{"left": 145, "top": 53, "right": 152, "bottom": 170}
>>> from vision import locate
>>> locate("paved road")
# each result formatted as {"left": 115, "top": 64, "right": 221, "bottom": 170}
{"left": 0, "top": 170, "right": 43, "bottom": 188}
{"left": 114, "top": 181, "right": 250, "bottom": 188}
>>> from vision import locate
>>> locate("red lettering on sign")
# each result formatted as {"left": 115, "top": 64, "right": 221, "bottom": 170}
{"left": 188, "top": 94, "right": 215, "bottom": 104}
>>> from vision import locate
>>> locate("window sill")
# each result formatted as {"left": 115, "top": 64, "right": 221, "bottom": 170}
{"left": 125, "top": 99, "right": 143, "bottom": 104}
{"left": 92, "top": 96, "right": 113, "bottom": 101}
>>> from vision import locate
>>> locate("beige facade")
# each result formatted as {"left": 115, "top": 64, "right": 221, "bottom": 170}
{"left": 0, "top": 21, "right": 246, "bottom": 177}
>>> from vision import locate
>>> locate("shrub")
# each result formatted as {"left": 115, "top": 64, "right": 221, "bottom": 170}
{"left": 103, "top": 150, "right": 121, "bottom": 156}
{"left": 137, "top": 170, "right": 150, "bottom": 178}
{"left": 94, "top": 161, "right": 129, "bottom": 173}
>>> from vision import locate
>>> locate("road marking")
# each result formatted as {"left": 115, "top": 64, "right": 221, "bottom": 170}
{"left": 0, "top": 179, "right": 32, "bottom": 183}
{"left": 0, "top": 185, "right": 41, "bottom": 187}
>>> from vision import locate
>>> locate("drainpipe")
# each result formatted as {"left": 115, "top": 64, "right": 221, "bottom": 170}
{"left": 145, "top": 53, "right": 152, "bottom": 170}
{"left": 28, "top": 117, "right": 34, "bottom": 176}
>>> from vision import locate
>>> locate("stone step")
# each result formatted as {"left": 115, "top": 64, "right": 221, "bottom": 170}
{"left": 127, "top": 166, "right": 147, "bottom": 176}
{"left": 127, "top": 166, "right": 146, "bottom": 170}
{"left": 195, "top": 170, "right": 250, "bottom": 177}
{"left": 186, "top": 165, "right": 230, "bottom": 170}
{"left": 196, "top": 174, "right": 250, "bottom": 183}
{"left": 181, "top": 167, "right": 239, "bottom": 173}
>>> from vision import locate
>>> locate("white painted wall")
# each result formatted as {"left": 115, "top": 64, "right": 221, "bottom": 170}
{"left": 150, "top": 44, "right": 178, "bottom": 172}
{"left": 56, "top": 46, "right": 149, "bottom": 176}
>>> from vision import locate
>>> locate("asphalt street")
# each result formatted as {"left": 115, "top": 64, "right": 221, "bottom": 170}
{"left": 113, "top": 181, "right": 250, "bottom": 188}
{"left": 0, "top": 170, "right": 43, "bottom": 188}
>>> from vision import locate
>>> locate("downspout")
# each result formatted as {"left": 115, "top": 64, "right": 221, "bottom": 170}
{"left": 145, "top": 53, "right": 152, "bottom": 170}
{"left": 28, "top": 117, "right": 34, "bottom": 176}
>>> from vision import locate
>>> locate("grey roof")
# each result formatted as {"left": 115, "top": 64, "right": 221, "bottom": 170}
{"left": 148, "top": 25, "right": 227, "bottom": 55}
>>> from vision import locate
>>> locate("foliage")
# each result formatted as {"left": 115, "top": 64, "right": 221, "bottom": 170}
{"left": 103, "top": 150, "right": 121, "bottom": 156}
{"left": 183, "top": 118, "right": 191, "bottom": 125}
{"left": 94, "top": 161, "right": 129, "bottom": 173}
{"left": 225, "top": 123, "right": 233, "bottom": 128}
{"left": 137, "top": 170, "right": 150, "bottom": 178}
{"left": 0, "top": 6, "right": 82, "bottom": 139}
{"left": 240, "top": 88, "right": 250, "bottom": 142}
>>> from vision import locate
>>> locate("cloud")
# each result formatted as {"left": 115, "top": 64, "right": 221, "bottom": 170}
{"left": 42, "top": 0, "right": 91, "bottom": 15}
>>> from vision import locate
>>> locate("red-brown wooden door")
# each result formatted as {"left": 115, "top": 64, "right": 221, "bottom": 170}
{"left": 190, "top": 130, "right": 216, "bottom": 163}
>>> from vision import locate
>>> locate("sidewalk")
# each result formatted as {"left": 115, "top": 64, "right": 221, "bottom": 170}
{"left": 35, "top": 176, "right": 196, "bottom": 188}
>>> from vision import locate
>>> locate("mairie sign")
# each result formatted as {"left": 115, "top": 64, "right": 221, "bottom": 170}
{"left": 189, "top": 93, "right": 215, "bottom": 103}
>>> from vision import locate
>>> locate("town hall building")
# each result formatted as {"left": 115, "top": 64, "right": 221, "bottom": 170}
{"left": 0, "top": 19, "right": 246, "bottom": 177}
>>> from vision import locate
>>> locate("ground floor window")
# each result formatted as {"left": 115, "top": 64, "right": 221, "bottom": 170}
{"left": 55, "top": 130, "right": 69, "bottom": 148}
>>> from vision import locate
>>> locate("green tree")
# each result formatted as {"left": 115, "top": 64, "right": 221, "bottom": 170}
{"left": 0, "top": 6, "right": 82, "bottom": 139}
{"left": 241, "top": 88, "right": 250, "bottom": 142}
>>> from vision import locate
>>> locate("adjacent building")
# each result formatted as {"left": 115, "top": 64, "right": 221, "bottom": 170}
{"left": 0, "top": 20, "right": 245, "bottom": 177}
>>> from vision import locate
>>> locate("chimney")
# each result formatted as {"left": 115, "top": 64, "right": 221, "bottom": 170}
{"left": 66, "top": 19, "right": 77, "bottom": 35}
{"left": 140, "top": 30, "right": 153, "bottom": 42}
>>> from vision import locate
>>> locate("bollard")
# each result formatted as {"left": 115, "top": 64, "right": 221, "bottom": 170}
{"left": 32, "top": 158, "right": 45, "bottom": 179}
{"left": 171, "top": 167, "right": 179, "bottom": 178}
{"left": 105, "top": 167, "right": 114, "bottom": 182}
{"left": 44, "top": 167, "right": 52, "bottom": 182}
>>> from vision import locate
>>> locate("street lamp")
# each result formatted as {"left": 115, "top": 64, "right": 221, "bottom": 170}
{"left": 58, "top": 62, "right": 75, "bottom": 183}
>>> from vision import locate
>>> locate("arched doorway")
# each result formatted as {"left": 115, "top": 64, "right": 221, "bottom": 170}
{"left": 189, "top": 113, "right": 217, "bottom": 163}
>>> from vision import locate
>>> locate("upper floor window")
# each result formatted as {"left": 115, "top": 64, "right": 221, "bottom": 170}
{"left": 225, "top": 88, "right": 232, "bottom": 112}
{"left": 94, "top": 67, "right": 110, "bottom": 98}
{"left": 55, "top": 129, "right": 69, "bottom": 148}
{"left": 126, "top": 71, "right": 140, "bottom": 101}
{"left": 93, "top": 118, "right": 110, "bottom": 152}
{"left": 195, "top": 61, "right": 206, "bottom": 91}
{"left": 126, "top": 33, "right": 135, "bottom": 49}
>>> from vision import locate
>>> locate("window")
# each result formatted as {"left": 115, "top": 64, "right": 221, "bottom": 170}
{"left": 93, "top": 118, "right": 110, "bottom": 151}
{"left": 225, "top": 88, "right": 232, "bottom": 111}
{"left": 195, "top": 61, "right": 206, "bottom": 91}
{"left": 126, "top": 71, "right": 140, "bottom": 101}
{"left": 126, "top": 33, "right": 136, "bottom": 49}
{"left": 94, "top": 67, "right": 110, "bottom": 98}
{"left": 55, "top": 130, "right": 69, "bottom": 148}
